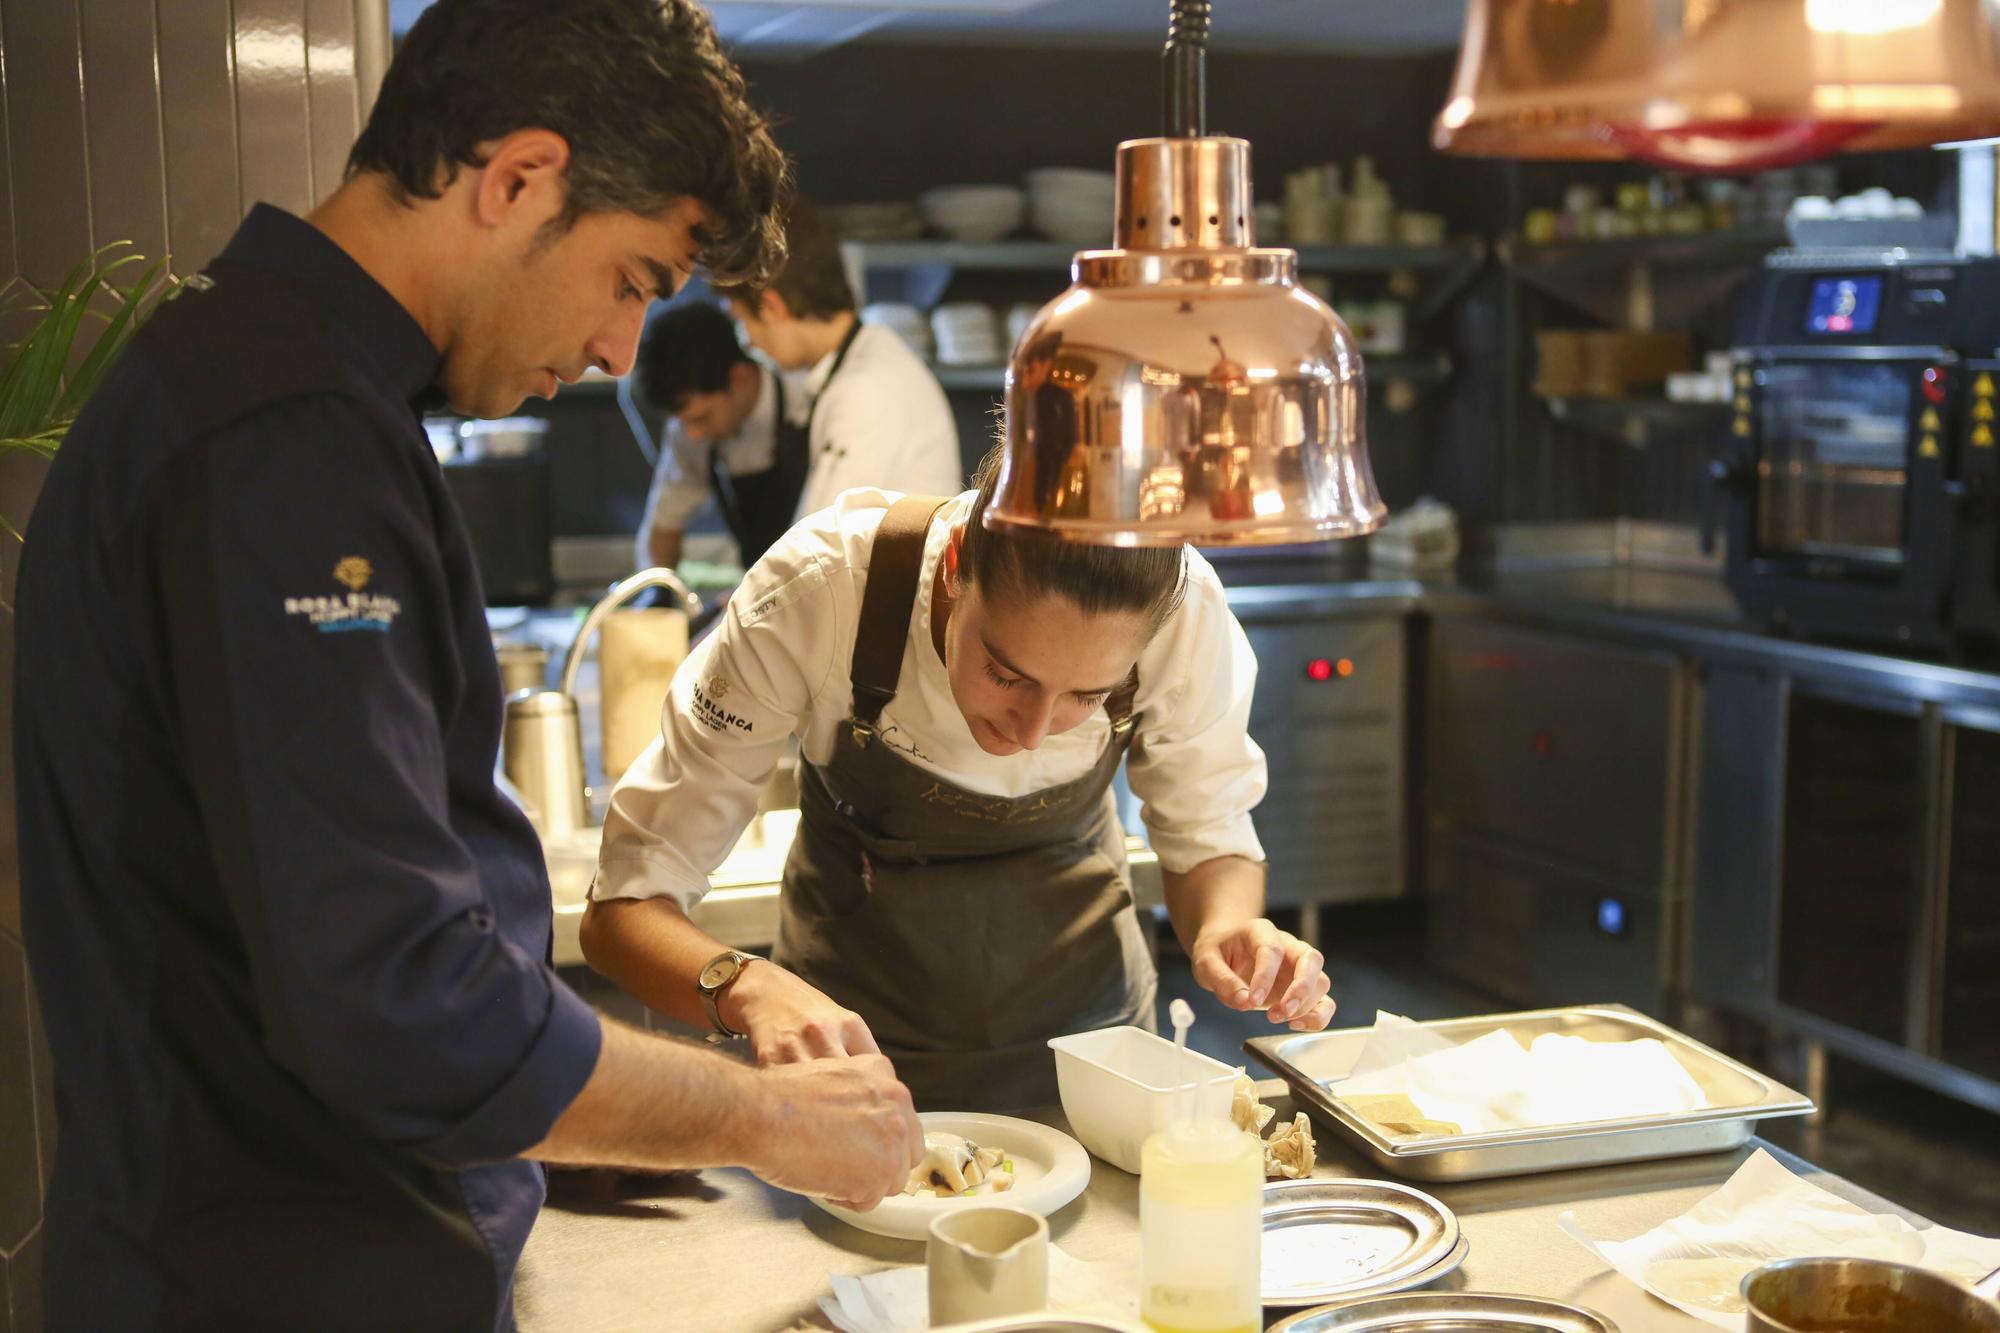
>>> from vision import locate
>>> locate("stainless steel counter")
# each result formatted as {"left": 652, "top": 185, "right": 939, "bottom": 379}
{"left": 513, "top": 1083, "right": 1934, "bottom": 1333}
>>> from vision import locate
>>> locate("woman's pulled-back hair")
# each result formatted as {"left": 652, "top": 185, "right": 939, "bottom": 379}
{"left": 958, "top": 444, "right": 1187, "bottom": 637}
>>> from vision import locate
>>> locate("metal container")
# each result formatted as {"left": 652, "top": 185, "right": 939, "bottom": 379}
{"left": 1744, "top": 1257, "right": 2000, "bottom": 1333}
{"left": 1260, "top": 1178, "right": 1461, "bottom": 1308}
{"left": 1269, "top": 1292, "right": 1619, "bottom": 1332}
{"left": 1244, "top": 1004, "right": 1814, "bottom": 1182}
{"left": 494, "top": 641, "right": 548, "bottom": 696}
{"left": 502, "top": 689, "right": 587, "bottom": 836}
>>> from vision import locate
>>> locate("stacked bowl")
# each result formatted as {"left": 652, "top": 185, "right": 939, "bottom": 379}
{"left": 917, "top": 185, "right": 1025, "bottom": 243}
{"left": 931, "top": 303, "right": 1004, "bottom": 366}
{"left": 859, "top": 302, "right": 933, "bottom": 360}
{"left": 1026, "top": 167, "right": 1116, "bottom": 246}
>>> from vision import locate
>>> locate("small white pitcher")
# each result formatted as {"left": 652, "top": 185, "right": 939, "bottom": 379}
{"left": 927, "top": 1206, "right": 1048, "bottom": 1326}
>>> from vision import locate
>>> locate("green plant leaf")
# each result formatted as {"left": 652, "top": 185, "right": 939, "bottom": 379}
{"left": 0, "top": 241, "right": 179, "bottom": 448}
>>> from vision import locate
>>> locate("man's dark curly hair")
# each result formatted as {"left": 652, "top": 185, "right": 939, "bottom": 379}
{"left": 347, "top": 0, "right": 790, "bottom": 287}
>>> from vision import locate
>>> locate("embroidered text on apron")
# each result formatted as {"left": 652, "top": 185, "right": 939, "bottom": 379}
{"left": 772, "top": 496, "right": 1158, "bottom": 1112}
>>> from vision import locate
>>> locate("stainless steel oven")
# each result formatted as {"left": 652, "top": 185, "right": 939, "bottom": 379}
{"left": 1708, "top": 256, "right": 2000, "bottom": 651}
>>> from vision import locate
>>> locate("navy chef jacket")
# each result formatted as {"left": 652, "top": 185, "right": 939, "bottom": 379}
{"left": 13, "top": 204, "right": 603, "bottom": 1332}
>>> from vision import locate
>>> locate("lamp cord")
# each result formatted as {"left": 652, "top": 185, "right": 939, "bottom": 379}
{"left": 1163, "top": 0, "right": 1210, "bottom": 138}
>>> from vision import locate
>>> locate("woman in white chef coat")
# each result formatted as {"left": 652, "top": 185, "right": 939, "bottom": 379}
{"left": 583, "top": 450, "right": 1334, "bottom": 1111}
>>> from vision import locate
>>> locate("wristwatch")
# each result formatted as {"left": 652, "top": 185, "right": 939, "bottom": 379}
{"left": 696, "top": 949, "right": 758, "bottom": 1038}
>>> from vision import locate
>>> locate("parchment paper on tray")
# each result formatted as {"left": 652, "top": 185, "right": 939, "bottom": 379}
{"left": 1330, "top": 1010, "right": 1709, "bottom": 1136}
{"left": 1558, "top": 1147, "right": 2000, "bottom": 1329}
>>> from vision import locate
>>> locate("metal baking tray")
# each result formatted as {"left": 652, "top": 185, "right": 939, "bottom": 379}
{"left": 1262, "top": 1178, "right": 1463, "bottom": 1308}
{"left": 1245, "top": 1003, "right": 1814, "bottom": 1182}
{"left": 1267, "top": 1292, "right": 1620, "bottom": 1332}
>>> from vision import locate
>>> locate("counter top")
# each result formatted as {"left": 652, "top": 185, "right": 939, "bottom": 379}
{"left": 514, "top": 1084, "right": 1933, "bottom": 1333}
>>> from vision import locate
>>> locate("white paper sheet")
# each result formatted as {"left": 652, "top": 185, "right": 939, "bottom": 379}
{"left": 1559, "top": 1148, "right": 2000, "bottom": 1329}
{"left": 817, "top": 1244, "right": 1134, "bottom": 1333}
{"left": 1330, "top": 1011, "right": 1707, "bottom": 1134}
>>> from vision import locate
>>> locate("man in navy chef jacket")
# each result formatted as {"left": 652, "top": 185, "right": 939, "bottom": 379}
{"left": 11, "top": 2, "right": 921, "bottom": 1329}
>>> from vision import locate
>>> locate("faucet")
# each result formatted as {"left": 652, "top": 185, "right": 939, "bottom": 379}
{"left": 559, "top": 567, "right": 703, "bottom": 699}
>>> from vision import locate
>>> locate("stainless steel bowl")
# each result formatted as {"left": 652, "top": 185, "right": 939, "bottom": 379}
{"left": 1743, "top": 1257, "right": 2000, "bottom": 1333}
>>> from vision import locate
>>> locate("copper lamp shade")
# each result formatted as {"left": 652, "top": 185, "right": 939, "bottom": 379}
{"left": 985, "top": 3, "right": 1384, "bottom": 546}
{"left": 1435, "top": 0, "right": 2000, "bottom": 171}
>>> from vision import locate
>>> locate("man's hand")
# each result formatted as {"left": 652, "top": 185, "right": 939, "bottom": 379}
{"left": 724, "top": 960, "right": 884, "bottom": 1064}
{"left": 1189, "top": 918, "right": 1334, "bottom": 1031}
{"left": 744, "top": 1054, "right": 923, "bottom": 1209}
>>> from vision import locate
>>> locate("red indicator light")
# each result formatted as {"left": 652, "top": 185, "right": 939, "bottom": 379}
{"left": 1922, "top": 366, "right": 1948, "bottom": 406}
{"left": 1306, "top": 658, "right": 1334, "bottom": 682}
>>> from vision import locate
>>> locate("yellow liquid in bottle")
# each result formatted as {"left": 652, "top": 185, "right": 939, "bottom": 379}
{"left": 1139, "top": 1118, "right": 1262, "bottom": 1333}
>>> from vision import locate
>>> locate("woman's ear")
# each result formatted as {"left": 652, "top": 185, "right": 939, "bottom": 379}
{"left": 944, "top": 524, "right": 970, "bottom": 595}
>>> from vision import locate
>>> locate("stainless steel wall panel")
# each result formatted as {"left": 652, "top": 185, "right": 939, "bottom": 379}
{"left": 305, "top": 0, "right": 360, "bottom": 204}
{"left": 79, "top": 0, "right": 169, "bottom": 264}
{"left": 157, "top": 0, "right": 241, "bottom": 274}
{"left": 232, "top": 0, "right": 312, "bottom": 216}
{"left": 1428, "top": 618, "right": 1680, "bottom": 890}
{"left": 1244, "top": 616, "right": 1408, "bottom": 905}
{"left": 6, "top": 0, "right": 90, "bottom": 284}
{"left": 1686, "top": 663, "right": 1784, "bottom": 1014}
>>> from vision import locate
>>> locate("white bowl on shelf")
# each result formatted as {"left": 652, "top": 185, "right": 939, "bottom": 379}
{"left": 1030, "top": 196, "right": 1114, "bottom": 246}
{"left": 1026, "top": 166, "right": 1116, "bottom": 197}
{"left": 919, "top": 185, "right": 1026, "bottom": 243}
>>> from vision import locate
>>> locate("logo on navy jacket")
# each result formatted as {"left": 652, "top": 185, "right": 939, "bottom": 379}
{"left": 284, "top": 556, "right": 403, "bottom": 633}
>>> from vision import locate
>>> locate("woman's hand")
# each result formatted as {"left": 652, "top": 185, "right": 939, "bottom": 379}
{"left": 722, "top": 961, "right": 885, "bottom": 1065}
{"left": 1188, "top": 918, "right": 1335, "bottom": 1031}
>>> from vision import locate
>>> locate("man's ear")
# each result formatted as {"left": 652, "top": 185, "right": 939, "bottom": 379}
{"left": 760, "top": 289, "right": 794, "bottom": 324}
{"left": 471, "top": 128, "right": 571, "bottom": 232}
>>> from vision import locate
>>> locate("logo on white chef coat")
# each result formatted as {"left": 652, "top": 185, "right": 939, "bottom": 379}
{"left": 690, "top": 675, "right": 754, "bottom": 735}
{"left": 284, "top": 556, "right": 402, "bottom": 634}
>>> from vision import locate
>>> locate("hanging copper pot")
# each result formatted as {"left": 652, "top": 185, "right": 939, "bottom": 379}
{"left": 1435, "top": 0, "right": 2000, "bottom": 171}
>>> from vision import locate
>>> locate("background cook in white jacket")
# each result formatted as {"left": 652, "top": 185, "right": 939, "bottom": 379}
{"left": 715, "top": 196, "right": 961, "bottom": 519}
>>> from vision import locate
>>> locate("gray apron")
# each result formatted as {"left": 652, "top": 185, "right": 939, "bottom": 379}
{"left": 773, "top": 496, "right": 1159, "bottom": 1112}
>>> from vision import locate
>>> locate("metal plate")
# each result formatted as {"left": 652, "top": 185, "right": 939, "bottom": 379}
{"left": 1267, "top": 1292, "right": 1620, "bottom": 1333}
{"left": 1245, "top": 1004, "right": 1815, "bottom": 1182}
{"left": 1262, "top": 1178, "right": 1463, "bottom": 1307}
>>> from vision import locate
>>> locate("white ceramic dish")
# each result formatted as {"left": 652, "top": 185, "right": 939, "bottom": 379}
{"left": 811, "top": 1111, "right": 1091, "bottom": 1242}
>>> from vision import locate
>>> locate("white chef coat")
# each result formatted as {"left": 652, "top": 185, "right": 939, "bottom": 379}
{"left": 595, "top": 488, "right": 1268, "bottom": 911}
{"left": 791, "top": 323, "right": 963, "bottom": 521}
{"left": 636, "top": 363, "right": 781, "bottom": 565}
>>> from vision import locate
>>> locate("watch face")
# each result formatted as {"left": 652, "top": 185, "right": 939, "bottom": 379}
{"left": 700, "top": 956, "right": 737, "bottom": 990}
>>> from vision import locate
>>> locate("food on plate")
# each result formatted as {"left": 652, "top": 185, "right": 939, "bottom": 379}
{"left": 1231, "top": 1073, "right": 1276, "bottom": 1135}
{"left": 1344, "top": 1092, "right": 1465, "bottom": 1139}
{"left": 1264, "top": 1111, "right": 1317, "bottom": 1179}
{"left": 902, "top": 1132, "right": 1016, "bottom": 1198}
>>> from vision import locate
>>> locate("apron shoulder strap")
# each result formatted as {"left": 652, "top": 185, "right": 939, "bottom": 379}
{"left": 849, "top": 494, "right": 952, "bottom": 729}
{"left": 1105, "top": 668, "right": 1140, "bottom": 729}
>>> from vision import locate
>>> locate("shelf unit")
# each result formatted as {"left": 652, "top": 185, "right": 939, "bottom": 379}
{"left": 845, "top": 237, "right": 1486, "bottom": 317}
{"left": 1499, "top": 230, "right": 1785, "bottom": 329}
{"left": 1541, "top": 395, "right": 1731, "bottom": 449}
{"left": 925, "top": 351, "right": 1454, "bottom": 395}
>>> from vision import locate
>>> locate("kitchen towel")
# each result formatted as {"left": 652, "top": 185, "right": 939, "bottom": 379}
{"left": 1559, "top": 1147, "right": 2000, "bottom": 1328}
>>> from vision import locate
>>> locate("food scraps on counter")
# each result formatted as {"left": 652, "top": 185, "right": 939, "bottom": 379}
{"left": 1231, "top": 1074, "right": 1318, "bottom": 1179}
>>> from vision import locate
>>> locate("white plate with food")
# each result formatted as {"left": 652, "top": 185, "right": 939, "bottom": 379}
{"left": 810, "top": 1111, "right": 1091, "bottom": 1241}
